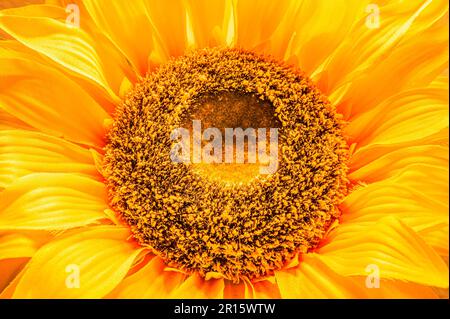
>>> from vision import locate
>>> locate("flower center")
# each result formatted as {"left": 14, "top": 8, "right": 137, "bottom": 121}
{"left": 183, "top": 92, "right": 280, "bottom": 184}
{"left": 104, "top": 48, "right": 349, "bottom": 282}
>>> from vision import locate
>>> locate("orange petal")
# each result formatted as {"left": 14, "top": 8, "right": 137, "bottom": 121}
{"left": 0, "top": 258, "right": 28, "bottom": 295}
{"left": 0, "top": 108, "right": 32, "bottom": 131}
{"left": 318, "top": 217, "right": 449, "bottom": 288}
{"left": 13, "top": 226, "right": 142, "bottom": 298}
{"left": 0, "top": 55, "right": 109, "bottom": 146}
{"left": 0, "top": 263, "right": 25, "bottom": 298}
{"left": 0, "top": 130, "right": 98, "bottom": 188}
{"left": 108, "top": 256, "right": 186, "bottom": 298}
{"left": 0, "top": 173, "right": 108, "bottom": 230}
{"left": 252, "top": 280, "right": 281, "bottom": 299}
{"left": 223, "top": 281, "right": 245, "bottom": 299}
{"left": 171, "top": 273, "right": 225, "bottom": 299}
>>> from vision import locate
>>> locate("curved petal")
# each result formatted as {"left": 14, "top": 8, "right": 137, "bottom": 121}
{"left": 0, "top": 5, "right": 130, "bottom": 101}
{"left": 318, "top": 0, "right": 448, "bottom": 99}
{"left": 349, "top": 128, "right": 448, "bottom": 173}
{"left": 0, "top": 55, "right": 110, "bottom": 146}
{"left": 223, "top": 281, "right": 245, "bottom": 298}
{"left": 363, "top": 279, "right": 438, "bottom": 299}
{"left": 108, "top": 256, "right": 186, "bottom": 299}
{"left": 333, "top": 22, "right": 448, "bottom": 119}
{"left": 275, "top": 254, "right": 368, "bottom": 298}
{"left": 0, "top": 258, "right": 28, "bottom": 295}
{"left": 81, "top": 0, "right": 153, "bottom": 75}
{"left": 144, "top": 0, "right": 187, "bottom": 59}
{"left": 284, "top": 0, "right": 369, "bottom": 75}
{"left": 343, "top": 163, "right": 449, "bottom": 256}
{"left": 0, "top": 263, "right": 25, "bottom": 298}
{"left": 349, "top": 145, "right": 448, "bottom": 183}
{"left": 0, "top": 232, "right": 52, "bottom": 259}
{"left": 235, "top": 0, "right": 298, "bottom": 55}
{"left": 276, "top": 257, "right": 438, "bottom": 299}
{"left": 13, "top": 226, "right": 142, "bottom": 298}
{"left": 0, "top": 173, "right": 108, "bottom": 230}
{"left": 346, "top": 86, "right": 449, "bottom": 148}
{"left": 184, "top": 0, "right": 236, "bottom": 48}
{"left": 317, "top": 217, "right": 449, "bottom": 288}
{"left": 0, "top": 109, "right": 33, "bottom": 131}
{"left": 0, "top": 38, "right": 112, "bottom": 113}
{"left": 252, "top": 280, "right": 281, "bottom": 299}
{"left": 0, "top": 130, "right": 98, "bottom": 188}
{"left": 0, "top": 230, "right": 53, "bottom": 293}
{"left": 170, "top": 273, "right": 225, "bottom": 299}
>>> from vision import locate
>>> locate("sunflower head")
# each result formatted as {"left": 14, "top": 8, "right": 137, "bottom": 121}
{"left": 0, "top": 0, "right": 448, "bottom": 299}
{"left": 104, "top": 47, "right": 349, "bottom": 282}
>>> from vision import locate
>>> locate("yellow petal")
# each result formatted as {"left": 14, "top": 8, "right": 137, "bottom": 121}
{"left": 275, "top": 254, "right": 368, "bottom": 298}
{"left": 0, "top": 130, "right": 98, "bottom": 188}
{"left": 276, "top": 262, "right": 437, "bottom": 299}
{"left": 171, "top": 273, "right": 225, "bottom": 299}
{"left": 346, "top": 86, "right": 449, "bottom": 147}
{"left": 0, "top": 38, "right": 47, "bottom": 64}
{"left": 184, "top": 0, "right": 236, "bottom": 48}
{"left": 0, "top": 232, "right": 51, "bottom": 259}
{"left": 0, "top": 56, "right": 109, "bottom": 146}
{"left": 335, "top": 22, "right": 448, "bottom": 119}
{"left": 345, "top": 165, "right": 448, "bottom": 223}
{"left": 318, "top": 217, "right": 449, "bottom": 288}
{"left": 144, "top": 0, "right": 187, "bottom": 59}
{"left": 0, "top": 173, "right": 108, "bottom": 230}
{"left": 108, "top": 256, "right": 186, "bottom": 298}
{"left": 349, "top": 145, "right": 448, "bottom": 183}
{"left": 0, "top": 3, "right": 67, "bottom": 21}
{"left": 81, "top": 0, "right": 153, "bottom": 75}
{"left": 418, "top": 224, "right": 450, "bottom": 257}
{"left": 235, "top": 0, "right": 299, "bottom": 56}
{"left": 319, "top": 0, "right": 448, "bottom": 98}
{"left": 363, "top": 279, "right": 438, "bottom": 299}
{"left": 345, "top": 162, "right": 449, "bottom": 255}
{"left": 0, "top": 5, "right": 127, "bottom": 100}
{"left": 13, "top": 226, "right": 142, "bottom": 298}
{"left": 350, "top": 128, "right": 448, "bottom": 173}
{"left": 342, "top": 185, "right": 448, "bottom": 256}
{"left": 284, "top": 0, "right": 368, "bottom": 75}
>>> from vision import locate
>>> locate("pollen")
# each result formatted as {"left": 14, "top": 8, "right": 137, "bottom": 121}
{"left": 103, "top": 48, "right": 349, "bottom": 283}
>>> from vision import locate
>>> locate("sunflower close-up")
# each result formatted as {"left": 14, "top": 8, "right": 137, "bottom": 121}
{"left": 0, "top": 0, "right": 448, "bottom": 301}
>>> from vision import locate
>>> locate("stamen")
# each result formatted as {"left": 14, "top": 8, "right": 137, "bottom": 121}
{"left": 104, "top": 48, "right": 349, "bottom": 282}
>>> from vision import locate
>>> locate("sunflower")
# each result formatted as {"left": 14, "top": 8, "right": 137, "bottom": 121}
{"left": 0, "top": 0, "right": 448, "bottom": 299}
